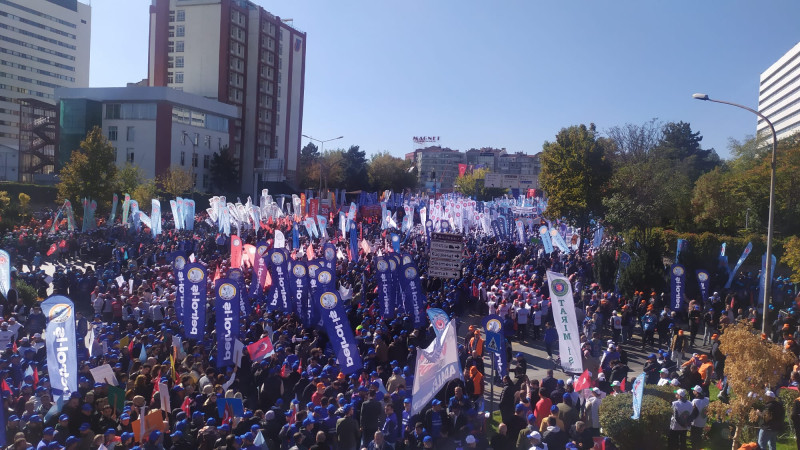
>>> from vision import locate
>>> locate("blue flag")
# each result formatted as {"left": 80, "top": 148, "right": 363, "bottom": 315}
{"left": 292, "top": 224, "right": 299, "bottom": 249}
{"left": 725, "top": 242, "right": 752, "bottom": 289}
{"left": 676, "top": 238, "right": 688, "bottom": 263}
{"left": 426, "top": 308, "right": 449, "bottom": 339}
{"left": 41, "top": 295, "right": 78, "bottom": 399}
{"left": 215, "top": 278, "right": 240, "bottom": 368}
{"left": 349, "top": 226, "right": 359, "bottom": 263}
{"left": 313, "top": 268, "right": 362, "bottom": 375}
{"left": 288, "top": 261, "right": 311, "bottom": 326}
{"left": 171, "top": 251, "right": 187, "bottom": 319}
{"left": 696, "top": 270, "right": 710, "bottom": 302}
{"left": 670, "top": 264, "right": 686, "bottom": 311}
{"left": 375, "top": 256, "right": 395, "bottom": 319}
{"left": 266, "top": 249, "right": 291, "bottom": 312}
{"left": 631, "top": 372, "right": 646, "bottom": 419}
{"left": 182, "top": 263, "right": 208, "bottom": 341}
{"left": 400, "top": 253, "right": 426, "bottom": 328}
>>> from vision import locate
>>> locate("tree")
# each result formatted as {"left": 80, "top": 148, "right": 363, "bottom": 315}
{"left": 131, "top": 180, "right": 157, "bottom": 209}
{"left": 784, "top": 236, "right": 800, "bottom": 284}
{"left": 653, "top": 121, "right": 720, "bottom": 183}
{"left": 307, "top": 150, "right": 345, "bottom": 191}
{"left": 296, "top": 142, "right": 319, "bottom": 190}
{"left": 116, "top": 163, "right": 144, "bottom": 196}
{"left": 707, "top": 321, "right": 796, "bottom": 449}
{"left": 691, "top": 166, "right": 744, "bottom": 233}
{"left": 57, "top": 126, "right": 117, "bottom": 210}
{"left": 209, "top": 146, "right": 240, "bottom": 195}
{"left": 341, "top": 145, "right": 369, "bottom": 191}
{"left": 157, "top": 167, "right": 193, "bottom": 197}
{"left": 453, "top": 168, "right": 507, "bottom": 201}
{"left": 605, "top": 118, "right": 662, "bottom": 166}
{"left": 367, "top": 152, "right": 418, "bottom": 192}
{"left": 540, "top": 123, "right": 612, "bottom": 231}
{"left": 17, "top": 193, "right": 30, "bottom": 216}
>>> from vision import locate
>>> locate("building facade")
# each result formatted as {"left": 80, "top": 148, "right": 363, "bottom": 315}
{"left": 0, "top": 0, "right": 91, "bottom": 179}
{"left": 56, "top": 87, "right": 238, "bottom": 190}
{"left": 147, "top": 0, "right": 305, "bottom": 195}
{"left": 759, "top": 41, "right": 800, "bottom": 142}
{"left": 407, "top": 146, "right": 466, "bottom": 192}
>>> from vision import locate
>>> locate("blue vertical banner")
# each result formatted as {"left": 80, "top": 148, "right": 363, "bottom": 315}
{"left": 615, "top": 251, "right": 631, "bottom": 293}
{"left": 266, "top": 249, "right": 291, "bottom": 312}
{"left": 41, "top": 295, "right": 78, "bottom": 399}
{"left": 676, "top": 238, "right": 688, "bottom": 264}
{"left": 248, "top": 242, "right": 269, "bottom": 302}
{"left": 322, "top": 243, "right": 337, "bottom": 272}
{"left": 288, "top": 261, "right": 311, "bottom": 326}
{"left": 349, "top": 226, "right": 359, "bottom": 263}
{"left": 539, "top": 226, "right": 554, "bottom": 254}
{"left": 725, "top": 242, "right": 753, "bottom": 289}
{"left": 375, "top": 256, "right": 395, "bottom": 319}
{"left": 757, "top": 253, "right": 777, "bottom": 306}
{"left": 389, "top": 255, "right": 404, "bottom": 315}
{"left": 183, "top": 263, "right": 208, "bottom": 341}
{"left": 670, "top": 264, "right": 686, "bottom": 311}
{"left": 696, "top": 270, "right": 710, "bottom": 302}
{"left": 314, "top": 268, "right": 362, "bottom": 375}
{"left": 0, "top": 250, "right": 10, "bottom": 298}
{"left": 307, "top": 260, "right": 323, "bottom": 326}
{"left": 400, "top": 253, "right": 426, "bottom": 328}
{"left": 292, "top": 224, "right": 299, "bottom": 249}
{"left": 631, "top": 372, "right": 646, "bottom": 419}
{"left": 215, "top": 278, "right": 240, "bottom": 368}
{"left": 227, "top": 268, "right": 248, "bottom": 316}
{"left": 171, "top": 251, "right": 187, "bottom": 319}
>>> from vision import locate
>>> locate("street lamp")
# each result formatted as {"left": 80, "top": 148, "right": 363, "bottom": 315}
{"left": 301, "top": 134, "right": 343, "bottom": 192}
{"left": 693, "top": 93, "right": 778, "bottom": 334}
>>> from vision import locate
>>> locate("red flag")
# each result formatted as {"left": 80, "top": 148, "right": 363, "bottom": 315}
{"left": 246, "top": 335, "right": 274, "bottom": 362}
{"left": 306, "top": 243, "right": 314, "bottom": 261}
{"left": 12, "top": 340, "right": 17, "bottom": 353}
{"left": 33, "top": 366, "right": 39, "bottom": 386}
{"left": 212, "top": 265, "right": 221, "bottom": 284}
{"left": 1, "top": 378, "right": 12, "bottom": 394}
{"left": 46, "top": 243, "right": 57, "bottom": 256}
{"left": 230, "top": 235, "right": 242, "bottom": 269}
{"left": 620, "top": 378, "right": 626, "bottom": 392}
{"left": 458, "top": 164, "right": 467, "bottom": 178}
{"left": 59, "top": 239, "right": 67, "bottom": 249}
{"left": 574, "top": 369, "right": 593, "bottom": 391}
{"left": 222, "top": 401, "right": 234, "bottom": 425}
{"left": 181, "top": 396, "right": 191, "bottom": 417}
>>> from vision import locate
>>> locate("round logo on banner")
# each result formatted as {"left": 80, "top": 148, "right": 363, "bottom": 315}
{"left": 324, "top": 247, "right": 335, "bottom": 261}
{"left": 219, "top": 283, "right": 237, "bottom": 300}
{"left": 539, "top": 225, "right": 548, "bottom": 234}
{"left": 233, "top": 239, "right": 240, "bottom": 246}
{"left": 317, "top": 270, "right": 332, "bottom": 285}
{"left": 405, "top": 267, "right": 417, "bottom": 279}
{"left": 257, "top": 245, "right": 268, "bottom": 256}
{"left": 551, "top": 279, "right": 569, "bottom": 297}
{"left": 697, "top": 271, "right": 708, "bottom": 282}
{"left": 320, "top": 292, "right": 338, "bottom": 310}
{"left": 47, "top": 303, "right": 73, "bottom": 323}
{"left": 0, "top": 256, "right": 6, "bottom": 265}
{"left": 271, "top": 252, "right": 284, "bottom": 265}
{"left": 391, "top": 235, "right": 399, "bottom": 243}
{"left": 486, "top": 318, "right": 502, "bottom": 332}
{"left": 673, "top": 266, "right": 685, "bottom": 276}
{"left": 377, "top": 259, "right": 389, "bottom": 272}
{"left": 388, "top": 259, "right": 397, "bottom": 270}
{"left": 174, "top": 256, "right": 186, "bottom": 270}
{"left": 293, "top": 264, "right": 306, "bottom": 277}
{"left": 402, "top": 255, "right": 412, "bottom": 265}
{"left": 308, "top": 264, "right": 319, "bottom": 276}
{"left": 187, "top": 267, "right": 205, "bottom": 283}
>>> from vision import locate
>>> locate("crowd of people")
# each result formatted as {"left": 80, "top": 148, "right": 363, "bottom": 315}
{"left": 0, "top": 201, "right": 799, "bottom": 450}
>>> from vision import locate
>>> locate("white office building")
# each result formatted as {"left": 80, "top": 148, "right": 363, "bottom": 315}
{"left": 758, "top": 41, "right": 800, "bottom": 142}
{"left": 0, "top": 0, "right": 91, "bottom": 153}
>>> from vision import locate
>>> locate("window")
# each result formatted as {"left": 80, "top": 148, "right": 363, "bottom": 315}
{"left": 180, "top": 151, "right": 185, "bottom": 165}
{"left": 175, "top": 72, "right": 184, "bottom": 83}
{"left": 112, "top": 147, "right": 117, "bottom": 161}
{"left": 204, "top": 154, "right": 210, "bottom": 168}
{"left": 107, "top": 126, "right": 117, "bottom": 141}
{"left": 167, "top": 75, "right": 173, "bottom": 84}
{"left": 176, "top": 41, "right": 184, "bottom": 52}
{"left": 176, "top": 10, "right": 185, "bottom": 21}
{"left": 204, "top": 135, "right": 211, "bottom": 148}
{"left": 126, "top": 126, "right": 135, "bottom": 141}
{"left": 126, "top": 148, "right": 134, "bottom": 163}
{"left": 203, "top": 174, "right": 209, "bottom": 189}
{"left": 105, "top": 103, "right": 120, "bottom": 119}
{"left": 192, "top": 172, "right": 197, "bottom": 187}
{"left": 175, "top": 56, "right": 184, "bottom": 68}
{"left": 176, "top": 25, "right": 185, "bottom": 37}
{"left": 192, "top": 153, "right": 198, "bottom": 167}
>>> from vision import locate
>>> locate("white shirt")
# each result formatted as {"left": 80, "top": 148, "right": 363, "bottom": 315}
{"left": 585, "top": 396, "right": 602, "bottom": 428}
{"left": 670, "top": 399, "right": 693, "bottom": 431}
{"left": 691, "top": 397, "right": 709, "bottom": 427}
{"left": 533, "top": 310, "right": 544, "bottom": 326}
{"left": 0, "top": 329, "right": 14, "bottom": 349}
{"left": 516, "top": 306, "right": 530, "bottom": 324}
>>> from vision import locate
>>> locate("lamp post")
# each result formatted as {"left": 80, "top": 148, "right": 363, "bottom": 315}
{"left": 301, "top": 134, "right": 343, "bottom": 192}
{"left": 693, "top": 93, "right": 778, "bottom": 334}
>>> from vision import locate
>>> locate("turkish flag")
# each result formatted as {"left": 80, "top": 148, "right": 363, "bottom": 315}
{"left": 181, "top": 396, "right": 192, "bottom": 417}
{"left": 230, "top": 235, "right": 242, "bottom": 268}
{"left": 246, "top": 336, "right": 274, "bottom": 362}
{"left": 306, "top": 243, "right": 314, "bottom": 261}
{"left": 574, "top": 369, "right": 593, "bottom": 391}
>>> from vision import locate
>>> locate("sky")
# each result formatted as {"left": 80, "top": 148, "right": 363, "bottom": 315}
{"left": 89, "top": 0, "right": 800, "bottom": 160}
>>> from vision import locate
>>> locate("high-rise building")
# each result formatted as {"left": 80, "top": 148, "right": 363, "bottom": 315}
{"left": 147, "top": 0, "right": 305, "bottom": 194}
{"left": 0, "top": 0, "right": 91, "bottom": 181}
{"left": 758, "top": 41, "right": 800, "bottom": 142}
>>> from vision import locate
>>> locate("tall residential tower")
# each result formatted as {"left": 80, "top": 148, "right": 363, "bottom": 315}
{"left": 759, "top": 41, "right": 800, "bottom": 142}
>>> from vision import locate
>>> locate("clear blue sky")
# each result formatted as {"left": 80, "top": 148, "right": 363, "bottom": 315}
{"left": 89, "top": 0, "right": 800, "bottom": 160}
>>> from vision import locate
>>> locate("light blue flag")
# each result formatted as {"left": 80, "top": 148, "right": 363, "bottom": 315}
{"left": 725, "top": 242, "right": 753, "bottom": 289}
{"left": 631, "top": 372, "right": 646, "bottom": 419}
{"left": 139, "top": 343, "right": 147, "bottom": 361}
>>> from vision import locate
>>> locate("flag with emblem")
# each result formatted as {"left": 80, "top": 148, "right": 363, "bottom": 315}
{"left": 246, "top": 335, "right": 274, "bottom": 362}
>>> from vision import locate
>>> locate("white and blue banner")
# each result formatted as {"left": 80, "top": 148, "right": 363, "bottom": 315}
{"left": 725, "top": 242, "right": 752, "bottom": 289}
{"left": 42, "top": 295, "right": 78, "bottom": 399}
{"left": 411, "top": 319, "right": 461, "bottom": 414}
{"left": 314, "top": 267, "right": 362, "bottom": 375}
{"left": 184, "top": 199, "right": 195, "bottom": 231}
{"left": 109, "top": 194, "right": 118, "bottom": 224}
{"left": 631, "top": 372, "right": 646, "bottom": 419}
{"left": 546, "top": 271, "right": 583, "bottom": 373}
{"left": 696, "top": 270, "right": 710, "bottom": 303}
{"left": 426, "top": 308, "right": 449, "bottom": 339}
{"left": 676, "top": 238, "right": 688, "bottom": 263}
{"left": 399, "top": 253, "right": 425, "bottom": 327}
{"left": 172, "top": 251, "right": 187, "bottom": 318}
{"left": 592, "top": 226, "right": 604, "bottom": 248}
{"left": 182, "top": 263, "right": 207, "bottom": 340}
{"left": 550, "top": 228, "right": 570, "bottom": 253}
{"left": 539, "top": 226, "right": 554, "bottom": 254}
{"left": 215, "top": 278, "right": 240, "bottom": 368}
{"left": 375, "top": 256, "right": 395, "bottom": 319}
{"left": 170, "top": 200, "right": 181, "bottom": 230}
{"left": 670, "top": 264, "right": 686, "bottom": 311}
{"left": 151, "top": 199, "right": 162, "bottom": 236}
{"left": 266, "top": 248, "right": 291, "bottom": 312}
{"left": 0, "top": 250, "right": 9, "bottom": 298}
{"left": 288, "top": 261, "right": 311, "bottom": 326}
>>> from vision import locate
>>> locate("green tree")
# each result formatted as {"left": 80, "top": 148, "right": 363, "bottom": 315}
{"left": 296, "top": 142, "right": 319, "bottom": 190}
{"left": 540, "top": 124, "right": 612, "bottom": 243}
{"left": 131, "top": 180, "right": 157, "bottom": 208}
{"left": 17, "top": 193, "right": 30, "bottom": 216}
{"left": 209, "top": 146, "right": 240, "bottom": 195}
{"left": 784, "top": 236, "right": 800, "bottom": 284}
{"left": 453, "top": 168, "right": 507, "bottom": 201}
{"left": 341, "top": 145, "right": 369, "bottom": 191}
{"left": 116, "top": 163, "right": 144, "bottom": 196}
{"left": 367, "top": 152, "right": 417, "bottom": 192}
{"left": 691, "top": 166, "right": 744, "bottom": 233}
{"left": 308, "top": 150, "right": 345, "bottom": 191}
{"left": 57, "top": 126, "right": 118, "bottom": 210}
{"left": 157, "top": 167, "right": 193, "bottom": 197}
{"left": 653, "top": 121, "right": 720, "bottom": 183}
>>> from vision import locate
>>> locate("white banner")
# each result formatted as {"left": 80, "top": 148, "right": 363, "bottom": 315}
{"left": 546, "top": 271, "right": 583, "bottom": 373}
{"left": 411, "top": 319, "right": 461, "bottom": 414}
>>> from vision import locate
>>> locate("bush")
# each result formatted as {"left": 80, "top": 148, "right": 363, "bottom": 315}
{"left": 15, "top": 280, "right": 39, "bottom": 307}
{"left": 644, "top": 384, "right": 679, "bottom": 404}
{"left": 599, "top": 392, "right": 672, "bottom": 450}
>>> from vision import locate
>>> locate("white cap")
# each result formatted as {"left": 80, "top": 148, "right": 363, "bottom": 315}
{"left": 660, "top": 368, "right": 669, "bottom": 374}
{"left": 692, "top": 386, "right": 703, "bottom": 394}
{"left": 465, "top": 435, "right": 476, "bottom": 444}
{"left": 670, "top": 379, "right": 680, "bottom": 386}
{"left": 528, "top": 431, "right": 541, "bottom": 440}
{"left": 765, "top": 390, "right": 776, "bottom": 398}
{"left": 611, "top": 381, "right": 620, "bottom": 387}
{"left": 676, "top": 389, "right": 687, "bottom": 398}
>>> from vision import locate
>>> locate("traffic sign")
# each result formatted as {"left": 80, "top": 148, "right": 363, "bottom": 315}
{"left": 428, "top": 232, "right": 463, "bottom": 280}
{"left": 484, "top": 331, "right": 503, "bottom": 354}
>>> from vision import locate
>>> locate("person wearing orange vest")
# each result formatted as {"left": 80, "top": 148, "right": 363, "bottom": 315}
{"left": 468, "top": 328, "right": 484, "bottom": 357}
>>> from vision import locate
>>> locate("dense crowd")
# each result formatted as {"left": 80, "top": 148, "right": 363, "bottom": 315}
{"left": 0, "top": 203, "right": 799, "bottom": 450}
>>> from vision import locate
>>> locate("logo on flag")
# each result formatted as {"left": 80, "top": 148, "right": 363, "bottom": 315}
{"left": 174, "top": 255, "right": 186, "bottom": 270}
{"left": 187, "top": 267, "right": 205, "bottom": 282}
{"left": 271, "top": 252, "right": 284, "bottom": 265}
{"left": 246, "top": 336, "right": 274, "bottom": 362}
{"left": 47, "top": 303, "right": 73, "bottom": 323}
{"left": 404, "top": 267, "right": 417, "bottom": 279}
{"left": 292, "top": 264, "right": 306, "bottom": 277}
{"left": 377, "top": 259, "right": 389, "bottom": 272}
{"left": 552, "top": 279, "right": 569, "bottom": 296}
{"left": 697, "top": 271, "right": 708, "bottom": 282}
{"left": 672, "top": 266, "right": 685, "bottom": 276}
{"left": 219, "top": 283, "right": 237, "bottom": 301}
{"left": 320, "top": 292, "right": 338, "bottom": 310}
{"left": 317, "top": 270, "right": 332, "bottom": 284}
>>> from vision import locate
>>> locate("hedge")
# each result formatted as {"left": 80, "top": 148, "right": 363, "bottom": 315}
{"left": 599, "top": 392, "right": 672, "bottom": 450}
